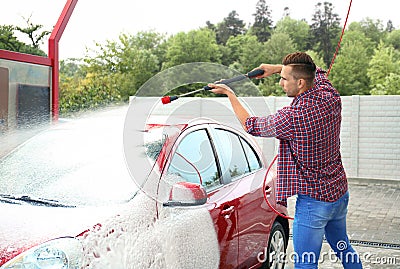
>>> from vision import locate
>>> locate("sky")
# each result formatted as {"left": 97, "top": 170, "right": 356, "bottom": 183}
{"left": 1, "top": 0, "right": 399, "bottom": 60}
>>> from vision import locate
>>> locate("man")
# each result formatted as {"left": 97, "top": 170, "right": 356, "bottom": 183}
{"left": 209, "top": 52, "right": 362, "bottom": 268}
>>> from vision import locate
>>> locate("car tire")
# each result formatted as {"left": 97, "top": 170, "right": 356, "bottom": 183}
{"left": 263, "top": 221, "right": 287, "bottom": 269}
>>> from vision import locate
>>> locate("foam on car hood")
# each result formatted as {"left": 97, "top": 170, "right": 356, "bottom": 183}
{"left": 0, "top": 203, "right": 121, "bottom": 265}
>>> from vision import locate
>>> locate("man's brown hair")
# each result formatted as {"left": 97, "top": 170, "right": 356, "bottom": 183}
{"left": 282, "top": 52, "right": 316, "bottom": 87}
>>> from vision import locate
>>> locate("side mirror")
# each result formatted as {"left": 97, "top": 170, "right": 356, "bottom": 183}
{"left": 163, "top": 182, "right": 207, "bottom": 207}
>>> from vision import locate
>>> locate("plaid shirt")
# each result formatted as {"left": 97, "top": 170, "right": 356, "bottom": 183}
{"left": 245, "top": 68, "right": 348, "bottom": 205}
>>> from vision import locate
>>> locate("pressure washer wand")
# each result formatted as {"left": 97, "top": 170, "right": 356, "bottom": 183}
{"left": 161, "top": 68, "right": 264, "bottom": 104}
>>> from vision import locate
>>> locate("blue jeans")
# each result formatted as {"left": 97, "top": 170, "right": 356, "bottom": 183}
{"left": 292, "top": 191, "right": 363, "bottom": 268}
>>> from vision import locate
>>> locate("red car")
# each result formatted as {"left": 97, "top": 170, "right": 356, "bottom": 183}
{"left": 0, "top": 105, "right": 289, "bottom": 269}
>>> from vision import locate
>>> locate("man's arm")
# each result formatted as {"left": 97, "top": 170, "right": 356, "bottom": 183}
{"left": 254, "top": 64, "right": 283, "bottom": 78}
{"left": 208, "top": 84, "right": 250, "bottom": 130}
{"left": 209, "top": 64, "right": 283, "bottom": 130}
{"left": 314, "top": 67, "right": 329, "bottom": 87}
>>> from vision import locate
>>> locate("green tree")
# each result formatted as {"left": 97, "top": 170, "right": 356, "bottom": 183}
{"left": 310, "top": 2, "right": 341, "bottom": 67}
{"left": 264, "top": 32, "right": 297, "bottom": 64}
{"left": 259, "top": 75, "right": 283, "bottom": 96}
{"left": 367, "top": 41, "right": 398, "bottom": 92}
{"left": 215, "top": 11, "right": 246, "bottom": 45}
{"left": 282, "top": 7, "right": 290, "bottom": 18}
{"left": 370, "top": 73, "right": 400, "bottom": 95}
{"left": 59, "top": 71, "right": 122, "bottom": 115}
{"left": 357, "top": 18, "right": 386, "bottom": 45}
{"left": 162, "top": 28, "right": 221, "bottom": 69}
{"left": 59, "top": 59, "right": 86, "bottom": 104}
{"left": 275, "top": 16, "right": 311, "bottom": 52}
{"left": 218, "top": 44, "right": 232, "bottom": 66}
{"left": 15, "top": 15, "right": 50, "bottom": 50}
{"left": 346, "top": 22, "right": 376, "bottom": 56}
{"left": 224, "top": 34, "right": 249, "bottom": 67}
{"left": 329, "top": 32, "right": 371, "bottom": 95}
{"left": 0, "top": 25, "right": 21, "bottom": 51}
{"left": 60, "top": 58, "right": 86, "bottom": 78}
{"left": 385, "top": 29, "right": 400, "bottom": 50}
{"left": 305, "top": 50, "right": 326, "bottom": 70}
{"left": 223, "top": 33, "right": 263, "bottom": 71}
{"left": 79, "top": 31, "right": 164, "bottom": 100}
{"left": 231, "top": 34, "right": 265, "bottom": 74}
{"left": 251, "top": 0, "right": 273, "bottom": 42}
{"left": 0, "top": 23, "right": 47, "bottom": 56}
{"left": 258, "top": 33, "right": 297, "bottom": 96}
{"left": 386, "top": 20, "right": 395, "bottom": 33}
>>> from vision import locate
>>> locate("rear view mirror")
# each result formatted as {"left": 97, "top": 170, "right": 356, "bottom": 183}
{"left": 163, "top": 182, "right": 207, "bottom": 207}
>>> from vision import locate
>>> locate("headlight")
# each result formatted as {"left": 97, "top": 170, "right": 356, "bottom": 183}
{"left": 1, "top": 237, "right": 82, "bottom": 269}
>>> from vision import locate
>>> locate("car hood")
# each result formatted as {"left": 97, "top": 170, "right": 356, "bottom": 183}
{"left": 0, "top": 202, "right": 125, "bottom": 265}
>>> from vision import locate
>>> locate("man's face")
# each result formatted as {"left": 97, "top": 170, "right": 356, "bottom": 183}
{"left": 279, "top": 65, "right": 300, "bottom": 98}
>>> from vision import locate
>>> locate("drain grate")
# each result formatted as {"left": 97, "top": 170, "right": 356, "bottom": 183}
{"left": 288, "top": 234, "right": 400, "bottom": 250}
{"left": 349, "top": 240, "right": 400, "bottom": 250}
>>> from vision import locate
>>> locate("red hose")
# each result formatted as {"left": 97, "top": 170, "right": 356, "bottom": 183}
{"left": 263, "top": 155, "right": 294, "bottom": 220}
{"left": 327, "top": 0, "right": 353, "bottom": 76}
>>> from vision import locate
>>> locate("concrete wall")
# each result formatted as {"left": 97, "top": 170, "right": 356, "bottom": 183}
{"left": 341, "top": 95, "right": 400, "bottom": 181}
{"left": 139, "top": 95, "right": 400, "bottom": 181}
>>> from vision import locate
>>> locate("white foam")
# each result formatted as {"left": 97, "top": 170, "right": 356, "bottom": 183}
{"left": 80, "top": 190, "right": 220, "bottom": 269}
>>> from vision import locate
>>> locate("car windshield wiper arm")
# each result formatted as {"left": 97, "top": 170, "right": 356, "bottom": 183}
{"left": 0, "top": 194, "right": 22, "bottom": 205}
{"left": 0, "top": 194, "right": 75, "bottom": 208}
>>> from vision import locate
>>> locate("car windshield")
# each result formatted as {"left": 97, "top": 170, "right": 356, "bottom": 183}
{"left": 0, "top": 106, "right": 137, "bottom": 207}
{"left": 121, "top": 114, "right": 186, "bottom": 202}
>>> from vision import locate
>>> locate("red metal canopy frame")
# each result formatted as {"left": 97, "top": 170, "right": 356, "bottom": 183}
{"left": 0, "top": 0, "right": 78, "bottom": 121}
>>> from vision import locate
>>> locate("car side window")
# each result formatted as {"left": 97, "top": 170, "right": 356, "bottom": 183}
{"left": 213, "top": 129, "right": 250, "bottom": 180}
{"left": 167, "top": 129, "right": 221, "bottom": 190}
{"left": 240, "top": 137, "right": 262, "bottom": 171}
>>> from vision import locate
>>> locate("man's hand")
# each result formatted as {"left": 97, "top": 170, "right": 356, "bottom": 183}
{"left": 208, "top": 83, "right": 249, "bottom": 131}
{"left": 208, "top": 83, "right": 235, "bottom": 96}
{"left": 251, "top": 64, "right": 283, "bottom": 79}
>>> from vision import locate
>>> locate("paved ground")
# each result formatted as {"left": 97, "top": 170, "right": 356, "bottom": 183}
{"left": 284, "top": 178, "right": 400, "bottom": 268}
{"left": 346, "top": 179, "right": 400, "bottom": 245}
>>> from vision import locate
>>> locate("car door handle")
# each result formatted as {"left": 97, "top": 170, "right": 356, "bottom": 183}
{"left": 220, "top": 205, "right": 235, "bottom": 217}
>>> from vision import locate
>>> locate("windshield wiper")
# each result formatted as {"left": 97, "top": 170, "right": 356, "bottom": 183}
{"left": 0, "top": 194, "right": 21, "bottom": 205}
{"left": 0, "top": 194, "right": 75, "bottom": 208}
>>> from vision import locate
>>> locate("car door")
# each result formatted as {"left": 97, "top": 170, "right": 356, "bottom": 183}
{"left": 166, "top": 126, "right": 240, "bottom": 268}
{"left": 235, "top": 136, "right": 277, "bottom": 268}
{"left": 210, "top": 127, "right": 276, "bottom": 268}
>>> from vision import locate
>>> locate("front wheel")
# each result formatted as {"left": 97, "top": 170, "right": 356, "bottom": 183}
{"left": 263, "top": 221, "right": 287, "bottom": 269}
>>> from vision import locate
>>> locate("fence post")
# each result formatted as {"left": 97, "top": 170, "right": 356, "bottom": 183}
{"left": 350, "top": 95, "right": 360, "bottom": 177}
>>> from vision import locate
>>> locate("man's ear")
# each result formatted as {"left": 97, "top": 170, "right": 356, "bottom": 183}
{"left": 298, "top": 78, "right": 306, "bottom": 89}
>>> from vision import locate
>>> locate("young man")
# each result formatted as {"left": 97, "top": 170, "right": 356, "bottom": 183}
{"left": 209, "top": 52, "right": 363, "bottom": 268}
